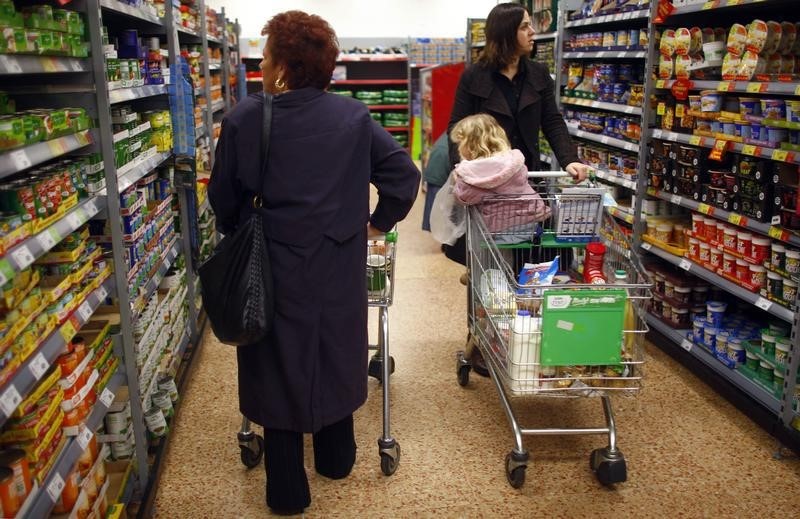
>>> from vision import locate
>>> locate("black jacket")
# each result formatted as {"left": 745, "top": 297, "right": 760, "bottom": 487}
{"left": 447, "top": 59, "right": 578, "bottom": 171}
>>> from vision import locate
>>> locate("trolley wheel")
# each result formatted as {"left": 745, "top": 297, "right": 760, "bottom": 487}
{"left": 239, "top": 435, "right": 264, "bottom": 469}
{"left": 590, "top": 448, "right": 627, "bottom": 485}
{"left": 368, "top": 354, "right": 396, "bottom": 382}
{"left": 456, "top": 350, "right": 470, "bottom": 387}
{"left": 505, "top": 452, "right": 528, "bottom": 489}
{"left": 457, "top": 365, "right": 470, "bottom": 386}
{"left": 379, "top": 440, "right": 401, "bottom": 476}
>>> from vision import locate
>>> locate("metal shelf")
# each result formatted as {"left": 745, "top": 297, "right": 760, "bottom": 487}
{"left": 567, "top": 126, "right": 639, "bottom": 153}
{"left": 177, "top": 25, "right": 200, "bottom": 38}
{"left": 109, "top": 84, "right": 168, "bottom": 104}
{"left": 606, "top": 206, "right": 635, "bottom": 224}
{"left": 0, "top": 130, "right": 94, "bottom": 179}
{"left": 207, "top": 35, "right": 222, "bottom": 45}
{"left": 667, "top": 0, "right": 772, "bottom": 16}
{"left": 645, "top": 313, "right": 781, "bottom": 414}
{"left": 330, "top": 79, "right": 409, "bottom": 85}
{"left": 646, "top": 187, "right": 800, "bottom": 249}
{"left": 100, "top": 0, "right": 163, "bottom": 25}
{"left": 650, "top": 129, "right": 800, "bottom": 166}
{"left": 0, "top": 196, "right": 106, "bottom": 287}
{"left": 132, "top": 239, "right": 182, "bottom": 320}
{"left": 116, "top": 151, "right": 172, "bottom": 194}
{"left": 654, "top": 79, "right": 799, "bottom": 96}
{"left": 0, "top": 277, "right": 114, "bottom": 427}
{"left": 562, "top": 50, "right": 646, "bottom": 59}
{"left": 0, "top": 55, "right": 90, "bottom": 75}
{"left": 593, "top": 167, "right": 637, "bottom": 190}
{"left": 25, "top": 369, "right": 125, "bottom": 518}
{"left": 640, "top": 242, "right": 794, "bottom": 323}
{"left": 533, "top": 32, "right": 557, "bottom": 41}
{"left": 560, "top": 97, "right": 642, "bottom": 116}
{"left": 367, "top": 105, "right": 408, "bottom": 111}
{"left": 211, "top": 100, "right": 225, "bottom": 113}
{"left": 565, "top": 8, "right": 650, "bottom": 28}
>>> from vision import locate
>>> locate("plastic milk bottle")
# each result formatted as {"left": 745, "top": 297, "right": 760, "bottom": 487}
{"left": 509, "top": 310, "right": 540, "bottom": 390}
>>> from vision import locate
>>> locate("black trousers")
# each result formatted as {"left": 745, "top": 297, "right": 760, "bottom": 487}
{"left": 263, "top": 414, "right": 356, "bottom": 511}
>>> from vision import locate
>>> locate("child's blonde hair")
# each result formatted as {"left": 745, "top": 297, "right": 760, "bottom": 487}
{"left": 450, "top": 113, "right": 510, "bottom": 160}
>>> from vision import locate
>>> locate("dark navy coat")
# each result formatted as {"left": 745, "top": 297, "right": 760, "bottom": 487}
{"left": 208, "top": 88, "right": 420, "bottom": 432}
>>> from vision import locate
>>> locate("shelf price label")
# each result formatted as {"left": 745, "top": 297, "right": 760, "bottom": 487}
{"left": 28, "top": 352, "right": 49, "bottom": 381}
{"left": 46, "top": 473, "right": 66, "bottom": 503}
{"left": 601, "top": 136, "right": 610, "bottom": 145}
{"left": 689, "top": 136, "right": 702, "bottom": 146}
{"left": 77, "top": 301, "right": 93, "bottom": 322}
{"left": 100, "top": 388, "right": 115, "bottom": 408}
{"left": 698, "top": 203, "right": 714, "bottom": 215}
{"left": 76, "top": 425, "right": 93, "bottom": 450}
{"left": 656, "top": 80, "right": 665, "bottom": 89}
{"left": 755, "top": 297, "right": 773, "bottom": 311}
{"left": 0, "top": 54, "right": 23, "bottom": 73}
{"left": 670, "top": 194, "right": 682, "bottom": 205}
{"left": 0, "top": 385, "right": 21, "bottom": 416}
{"left": 709, "top": 139, "right": 731, "bottom": 161}
{"left": 681, "top": 339, "right": 693, "bottom": 352}
{"left": 10, "top": 245, "right": 34, "bottom": 270}
{"left": 768, "top": 226, "right": 788, "bottom": 241}
{"left": 679, "top": 259, "right": 692, "bottom": 271}
{"left": 728, "top": 213, "right": 743, "bottom": 225}
{"left": 795, "top": 84, "right": 800, "bottom": 96}
{"left": 624, "top": 106, "right": 635, "bottom": 114}
{"left": 97, "top": 284, "right": 109, "bottom": 301}
{"left": 37, "top": 228, "right": 59, "bottom": 251}
{"left": 717, "top": 81, "right": 733, "bottom": 92}
{"left": 772, "top": 149, "right": 788, "bottom": 162}
{"left": 0, "top": 260, "right": 11, "bottom": 287}
{"left": 741, "top": 144, "right": 757, "bottom": 157}
{"left": 657, "top": 102, "right": 666, "bottom": 116}
{"left": 9, "top": 149, "right": 32, "bottom": 171}
{"left": 746, "top": 82, "right": 766, "bottom": 93}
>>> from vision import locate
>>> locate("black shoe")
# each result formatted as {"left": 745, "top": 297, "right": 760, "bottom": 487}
{"left": 269, "top": 508, "right": 305, "bottom": 516}
{"left": 470, "top": 349, "right": 490, "bottom": 377}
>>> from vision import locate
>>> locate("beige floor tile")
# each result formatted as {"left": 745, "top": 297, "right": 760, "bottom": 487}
{"left": 154, "top": 185, "right": 800, "bottom": 518}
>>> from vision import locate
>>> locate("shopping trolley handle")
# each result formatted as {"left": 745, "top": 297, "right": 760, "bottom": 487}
{"left": 368, "top": 230, "right": 398, "bottom": 243}
{"left": 527, "top": 170, "right": 596, "bottom": 184}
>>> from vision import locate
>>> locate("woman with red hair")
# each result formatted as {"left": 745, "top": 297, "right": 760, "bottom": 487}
{"left": 209, "top": 10, "right": 419, "bottom": 514}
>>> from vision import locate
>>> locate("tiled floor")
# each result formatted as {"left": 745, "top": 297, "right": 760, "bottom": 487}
{"left": 154, "top": 188, "right": 800, "bottom": 517}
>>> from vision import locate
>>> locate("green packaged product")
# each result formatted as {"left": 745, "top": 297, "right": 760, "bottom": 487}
{"left": 0, "top": 115, "right": 26, "bottom": 150}
{"left": 370, "top": 113, "right": 382, "bottom": 122}
{"left": 382, "top": 97, "right": 408, "bottom": 105}
{"left": 3, "top": 27, "right": 26, "bottom": 53}
{"left": 0, "top": 182, "right": 36, "bottom": 221}
{"left": 0, "top": 0, "right": 16, "bottom": 22}
{"left": 21, "top": 6, "right": 54, "bottom": 31}
{"left": 382, "top": 90, "right": 408, "bottom": 98}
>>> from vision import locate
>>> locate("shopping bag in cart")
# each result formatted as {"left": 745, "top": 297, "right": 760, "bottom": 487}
{"left": 430, "top": 176, "right": 466, "bottom": 245}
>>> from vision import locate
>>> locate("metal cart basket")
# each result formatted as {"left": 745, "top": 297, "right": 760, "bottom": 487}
{"left": 456, "top": 173, "right": 652, "bottom": 488}
{"left": 237, "top": 230, "right": 401, "bottom": 477}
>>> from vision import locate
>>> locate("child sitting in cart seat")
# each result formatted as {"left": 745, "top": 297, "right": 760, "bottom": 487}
{"left": 451, "top": 113, "right": 551, "bottom": 244}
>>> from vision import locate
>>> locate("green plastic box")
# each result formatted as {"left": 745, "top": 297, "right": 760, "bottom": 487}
{"left": 540, "top": 288, "right": 625, "bottom": 366}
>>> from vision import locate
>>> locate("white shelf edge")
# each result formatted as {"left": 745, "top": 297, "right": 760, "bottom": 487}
{"left": 567, "top": 126, "right": 640, "bottom": 153}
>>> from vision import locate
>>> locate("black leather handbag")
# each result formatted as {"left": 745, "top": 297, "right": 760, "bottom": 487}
{"left": 199, "top": 93, "right": 275, "bottom": 346}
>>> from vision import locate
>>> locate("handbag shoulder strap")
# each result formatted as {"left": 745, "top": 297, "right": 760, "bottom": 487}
{"left": 260, "top": 92, "right": 273, "bottom": 195}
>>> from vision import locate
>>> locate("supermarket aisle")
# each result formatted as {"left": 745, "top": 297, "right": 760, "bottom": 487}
{"left": 154, "top": 190, "right": 800, "bottom": 517}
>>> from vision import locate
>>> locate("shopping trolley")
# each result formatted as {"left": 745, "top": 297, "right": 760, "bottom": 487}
{"left": 237, "top": 230, "right": 401, "bottom": 477}
{"left": 455, "top": 172, "right": 652, "bottom": 488}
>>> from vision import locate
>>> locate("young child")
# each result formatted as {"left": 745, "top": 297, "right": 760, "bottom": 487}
{"left": 450, "top": 113, "right": 551, "bottom": 244}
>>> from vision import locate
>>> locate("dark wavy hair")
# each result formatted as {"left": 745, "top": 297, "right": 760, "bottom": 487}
{"left": 261, "top": 11, "right": 339, "bottom": 89}
{"left": 478, "top": 3, "right": 527, "bottom": 70}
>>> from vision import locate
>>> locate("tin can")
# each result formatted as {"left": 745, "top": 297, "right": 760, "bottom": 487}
{"left": 145, "top": 407, "right": 168, "bottom": 437}
{"left": 158, "top": 374, "right": 179, "bottom": 402}
{"left": 152, "top": 390, "right": 174, "bottom": 418}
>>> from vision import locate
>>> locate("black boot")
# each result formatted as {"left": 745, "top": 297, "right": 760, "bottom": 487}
{"left": 263, "top": 428, "right": 311, "bottom": 514}
{"left": 312, "top": 414, "right": 357, "bottom": 479}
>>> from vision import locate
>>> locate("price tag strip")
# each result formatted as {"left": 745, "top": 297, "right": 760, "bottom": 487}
{"left": 100, "top": 387, "right": 115, "bottom": 408}
{"left": 46, "top": 473, "right": 66, "bottom": 503}
{"left": 28, "top": 352, "right": 49, "bottom": 381}
{"left": 681, "top": 339, "right": 693, "bottom": 352}
{"left": 0, "top": 385, "right": 22, "bottom": 417}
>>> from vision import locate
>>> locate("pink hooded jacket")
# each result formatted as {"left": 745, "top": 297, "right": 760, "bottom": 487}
{"left": 453, "top": 149, "right": 551, "bottom": 233}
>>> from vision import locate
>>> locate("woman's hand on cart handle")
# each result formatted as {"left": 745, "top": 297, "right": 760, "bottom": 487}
{"left": 565, "top": 162, "right": 591, "bottom": 183}
{"left": 367, "top": 222, "right": 384, "bottom": 239}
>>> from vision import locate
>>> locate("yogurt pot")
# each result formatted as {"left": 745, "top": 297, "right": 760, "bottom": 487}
{"left": 722, "top": 253, "right": 736, "bottom": 276}
{"left": 674, "top": 285, "right": 692, "bottom": 305}
{"left": 665, "top": 280, "right": 675, "bottom": 298}
{"left": 704, "top": 326, "right": 718, "bottom": 349}
{"left": 700, "top": 90, "right": 722, "bottom": 112}
{"left": 699, "top": 242, "right": 711, "bottom": 263}
{"left": 691, "top": 285, "right": 709, "bottom": 305}
{"left": 745, "top": 350, "right": 760, "bottom": 370}
{"left": 769, "top": 321, "right": 790, "bottom": 338}
{"left": 704, "top": 217, "right": 717, "bottom": 242}
{"left": 761, "top": 99, "right": 786, "bottom": 120}
{"left": 767, "top": 271, "right": 783, "bottom": 299}
{"left": 691, "top": 213, "right": 704, "bottom": 235}
{"left": 738, "top": 97, "right": 761, "bottom": 116}
{"left": 758, "top": 360, "right": 775, "bottom": 384}
{"left": 785, "top": 249, "right": 800, "bottom": 275}
{"left": 749, "top": 264, "right": 767, "bottom": 290}
{"left": 706, "top": 301, "right": 727, "bottom": 328}
{"left": 688, "top": 237, "right": 700, "bottom": 259}
{"left": 662, "top": 300, "right": 672, "bottom": 320}
{"left": 672, "top": 307, "right": 690, "bottom": 327}
{"left": 727, "top": 338, "right": 745, "bottom": 364}
{"left": 710, "top": 247, "right": 723, "bottom": 270}
{"left": 775, "top": 339, "right": 791, "bottom": 367}
{"left": 787, "top": 100, "right": 800, "bottom": 124}
{"left": 750, "top": 237, "right": 770, "bottom": 263}
{"left": 782, "top": 278, "right": 797, "bottom": 303}
{"left": 761, "top": 331, "right": 776, "bottom": 357}
{"left": 716, "top": 331, "right": 730, "bottom": 355}
{"left": 692, "top": 319, "right": 706, "bottom": 343}
{"left": 723, "top": 227, "right": 738, "bottom": 251}
{"left": 736, "top": 232, "right": 752, "bottom": 257}
{"left": 690, "top": 306, "right": 707, "bottom": 321}
{"left": 771, "top": 242, "right": 786, "bottom": 270}
{"left": 736, "top": 259, "right": 750, "bottom": 281}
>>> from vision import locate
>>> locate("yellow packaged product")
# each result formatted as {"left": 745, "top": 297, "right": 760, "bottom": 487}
{"left": 746, "top": 20, "right": 768, "bottom": 54}
{"left": 690, "top": 27, "right": 703, "bottom": 54}
{"left": 11, "top": 365, "right": 62, "bottom": 419}
{"left": 659, "top": 55, "right": 673, "bottom": 79}
{"left": 675, "top": 28, "right": 691, "bottom": 56}
{"left": 727, "top": 23, "right": 748, "bottom": 56}
{"left": 675, "top": 55, "right": 691, "bottom": 80}
{"left": 660, "top": 29, "right": 676, "bottom": 57}
{"left": 2, "top": 387, "right": 64, "bottom": 444}
{"left": 736, "top": 51, "right": 762, "bottom": 81}
{"left": 722, "top": 53, "right": 740, "bottom": 80}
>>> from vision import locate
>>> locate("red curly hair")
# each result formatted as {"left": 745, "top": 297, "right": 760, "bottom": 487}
{"left": 262, "top": 11, "right": 339, "bottom": 90}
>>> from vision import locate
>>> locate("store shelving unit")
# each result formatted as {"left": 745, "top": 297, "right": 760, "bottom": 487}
{"left": 0, "top": 0, "right": 230, "bottom": 515}
{"left": 466, "top": 18, "right": 485, "bottom": 65}
{"left": 554, "top": 3, "right": 654, "bottom": 236}
{"left": 333, "top": 55, "right": 411, "bottom": 150}
{"left": 640, "top": 0, "right": 800, "bottom": 447}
